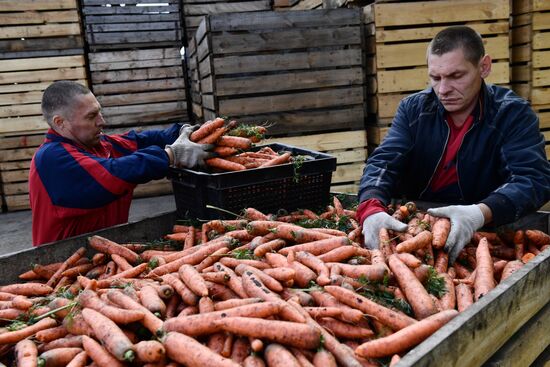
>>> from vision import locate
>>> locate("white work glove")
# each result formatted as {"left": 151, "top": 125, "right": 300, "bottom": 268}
{"left": 362, "top": 212, "right": 408, "bottom": 249}
{"left": 427, "top": 204, "right": 485, "bottom": 264}
{"left": 166, "top": 124, "right": 215, "bottom": 169}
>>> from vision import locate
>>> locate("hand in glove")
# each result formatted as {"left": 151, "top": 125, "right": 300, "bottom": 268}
{"left": 362, "top": 211, "right": 408, "bottom": 249}
{"left": 427, "top": 204, "right": 485, "bottom": 264}
{"left": 166, "top": 125, "right": 215, "bottom": 169}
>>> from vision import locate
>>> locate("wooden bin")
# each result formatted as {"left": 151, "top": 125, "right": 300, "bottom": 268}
{"left": 81, "top": 0, "right": 183, "bottom": 51}
{"left": 189, "top": 9, "right": 366, "bottom": 136}
{"left": 363, "top": 0, "right": 510, "bottom": 148}
{"left": 511, "top": 0, "right": 550, "bottom": 159}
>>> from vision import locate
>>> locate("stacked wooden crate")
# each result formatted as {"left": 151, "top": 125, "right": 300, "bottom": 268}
{"left": 363, "top": 0, "right": 511, "bottom": 151}
{"left": 181, "top": 0, "right": 271, "bottom": 45}
{"left": 188, "top": 9, "right": 368, "bottom": 193}
{"left": 273, "top": 0, "right": 323, "bottom": 12}
{"left": 81, "top": 0, "right": 190, "bottom": 198}
{"left": 0, "top": 0, "right": 87, "bottom": 211}
{"left": 511, "top": 0, "right": 550, "bottom": 160}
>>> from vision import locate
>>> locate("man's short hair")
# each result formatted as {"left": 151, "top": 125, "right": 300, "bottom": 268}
{"left": 428, "top": 26, "right": 485, "bottom": 65}
{"left": 41, "top": 81, "right": 91, "bottom": 125}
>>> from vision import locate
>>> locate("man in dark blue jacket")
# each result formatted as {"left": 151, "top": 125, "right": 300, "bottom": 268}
{"left": 358, "top": 26, "right": 550, "bottom": 263}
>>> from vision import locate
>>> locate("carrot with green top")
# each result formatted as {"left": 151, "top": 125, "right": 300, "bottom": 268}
{"left": 0, "top": 317, "right": 57, "bottom": 344}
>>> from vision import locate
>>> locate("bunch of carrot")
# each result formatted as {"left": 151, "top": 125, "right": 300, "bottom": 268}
{"left": 0, "top": 198, "right": 548, "bottom": 366}
{"left": 189, "top": 117, "right": 293, "bottom": 172}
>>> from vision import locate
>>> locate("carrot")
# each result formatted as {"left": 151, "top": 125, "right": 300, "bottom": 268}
{"left": 134, "top": 340, "right": 165, "bottom": 363}
{"left": 35, "top": 325, "right": 69, "bottom": 343}
{"left": 190, "top": 118, "right": 225, "bottom": 142}
{"left": 513, "top": 230, "right": 525, "bottom": 260}
{"left": 15, "top": 339, "right": 38, "bottom": 367}
{"left": 214, "top": 298, "right": 263, "bottom": 311}
{"left": 45, "top": 247, "right": 87, "bottom": 288}
{"left": 18, "top": 269, "right": 42, "bottom": 281}
{"left": 81, "top": 335, "right": 125, "bottom": 367}
{"left": 313, "top": 348, "right": 337, "bottom": 367}
{"left": 81, "top": 307, "right": 135, "bottom": 362}
{"left": 474, "top": 238, "right": 496, "bottom": 301}
{"left": 230, "top": 336, "right": 250, "bottom": 363}
{"left": 438, "top": 273, "right": 456, "bottom": 310}
{"left": 522, "top": 252, "right": 536, "bottom": 263}
{"left": 178, "top": 264, "right": 209, "bottom": 297}
{"left": 253, "top": 239, "right": 286, "bottom": 258}
{"left": 258, "top": 152, "right": 292, "bottom": 167}
{"left": 164, "top": 331, "right": 240, "bottom": 367}
{"left": 304, "top": 306, "right": 343, "bottom": 319}
{"left": 65, "top": 350, "right": 87, "bottom": 367}
{"left": 222, "top": 333, "right": 235, "bottom": 358}
{"left": 106, "top": 290, "right": 163, "bottom": 337}
{"left": 264, "top": 253, "right": 317, "bottom": 288}
{"left": 318, "top": 317, "right": 375, "bottom": 339}
{"left": 279, "top": 236, "right": 350, "bottom": 256}
{"left": 262, "top": 267, "right": 295, "bottom": 284}
{"left": 206, "top": 281, "right": 239, "bottom": 301}
{"left": 37, "top": 347, "right": 83, "bottom": 367}
{"left": 324, "top": 286, "right": 416, "bottom": 331}
{"left": 88, "top": 236, "right": 140, "bottom": 264}
{"left": 0, "top": 283, "right": 53, "bottom": 297}
{"left": 162, "top": 301, "right": 281, "bottom": 336}
{"left": 295, "top": 251, "right": 331, "bottom": 285}
{"left": 235, "top": 264, "right": 283, "bottom": 293}
{"left": 217, "top": 135, "right": 253, "bottom": 150}
{"left": 434, "top": 250, "right": 449, "bottom": 274}
{"left": 396, "top": 230, "right": 432, "bottom": 253}
{"left": 198, "top": 126, "right": 227, "bottom": 144}
{"left": 264, "top": 343, "right": 301, "bottom": 367}
{"left": 396, "top": 252, "right": 422, "bottom": 268}
{"left": 139, "top": 285, "right": 166, "bottom": 316}
{"left": 243, "top": 207, "right": 269, "bottom": 221}
{"left": 31, "top": 262, "right": 63, "bottom": 280}
{"left": 78, "top": 289, "right": 145, "bottom": 324}
{"left": 388, "top": 254, "right": 437, "bottom": 319}
{"left": 329, "top": 263, "right": 388, "bottom": 282}
{"left": 455, "top": 283, "right": 474, "bottom": 312}
{"left": 290, "top": 348, "right": 315, "bottom": 367}
{"left": 273, "top": 224, "right": 334, "bottom": 244}
{"left": 212, "top": 262, "right": 248, "bottom": 298}
{"left": 62, "top": 312, "right": 95, "bottom": 337}
{"left": 0, "top": 317, "right": 57, "bottom": 344}
{"left": 525, "top": 229, "right": 550, "bottom": 248}
{"left": 214, "top": 146, "right": 240, "bottom": 157}
{"left": 11, "top": 295, "right": 33, "bottom": 310}
{"left": 214, "top": 316, "right": 321, "bottom": 349}
{"left": 244, "top": 355, "right": 267, "bottom": 367}
{"left": 310, "top": 290, "right": 364, "bottom": 324}
{"left": 500, "top": 260, "right": 524, "bottom": 281}
{"left": 207, "top": 332, "right": 226, "bottom": 355}
{"left": 206, "top": 157, "right": 246, "bottom": 171}
{"left": 39, "top": 335, "right": 83, "bottom": 352}
{"left": 356, "top": 309, "right": 458, "bottom": 358}
{"left": 431, "top": 218, "right": 451, "bottom": 249}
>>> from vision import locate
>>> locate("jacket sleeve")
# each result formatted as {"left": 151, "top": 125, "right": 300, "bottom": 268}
{"left": 358, "top": 98, "right": 416, "bottom": 205}
{"left": 34, "top": 142, "right": 170, "bottom": 209}
{"left": 480, "top": 101, "right": 550, "bottom": 225}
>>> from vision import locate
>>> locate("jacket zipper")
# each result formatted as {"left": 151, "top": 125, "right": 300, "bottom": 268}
{"left": 455, "top": 116, "right": 478, "bottom": 201}
{"left": 419, "top": 120, "right": 450, "bottom": 198}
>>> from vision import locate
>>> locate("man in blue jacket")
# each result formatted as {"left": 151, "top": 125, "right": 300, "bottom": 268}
{"left": 358, "top": 26, "right": 550, "bottom": 263}
{"left": 29, "top": 80, "right": 214, "bottom": 245}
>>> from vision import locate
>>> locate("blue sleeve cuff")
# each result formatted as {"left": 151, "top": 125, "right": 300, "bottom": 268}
{"left": 480, "top": 193, "right": 518, "bottom": 227}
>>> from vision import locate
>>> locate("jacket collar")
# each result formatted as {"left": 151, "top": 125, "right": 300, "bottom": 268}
{"left": 44, "top": 128, "right": 110, "bottom": 157}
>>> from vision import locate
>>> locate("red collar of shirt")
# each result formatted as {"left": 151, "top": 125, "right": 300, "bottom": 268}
{"left": 46, "top": 128, "right": 110, "bottom": 158}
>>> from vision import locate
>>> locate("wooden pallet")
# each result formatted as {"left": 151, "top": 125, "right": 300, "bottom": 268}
{"left": 81, "top": 0, "right": 183, "bottom": 51}
{"left": 189, "top": 9, "right": 366, "bottom": 136}
{"left": 271, "top": 130, "right": 367, "bottom": 194}
{"left": 364, "top": 0, "right": 510, "bottom": 128}
{"left": 182, "top": 0, "right": 271, "bottom": 45}
{"left": 0, "top": 0, "right": 84, "bottom": 59}
{"left": 89, "top": 48, "right": 189, "bottom": 128}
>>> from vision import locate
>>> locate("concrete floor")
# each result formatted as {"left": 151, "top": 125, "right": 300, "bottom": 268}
{"left": 0, "top": 195, "right": 176, "bottom": 256}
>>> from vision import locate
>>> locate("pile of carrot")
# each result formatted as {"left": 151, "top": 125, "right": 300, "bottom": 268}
{"left": 189, "top": 117, "right": 294, "bottom": 172}
{"left": 0, "top": 198, "right": 548, "bottom": 366}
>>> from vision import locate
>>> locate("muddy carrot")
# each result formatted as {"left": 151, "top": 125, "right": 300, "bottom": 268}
{"left": 88, "top": 236, "right": 140, "bottom": 264}
{"left": 244, "top": 354, "right": 267, "bottom": 367}
{"left": 81, "top": 335, "right": 125, "bottom": 367}
{"left": 474, "top": 238, "right": 496, "bottom": 301}
{"left": 15, "top": 339, "right": 38, "bottom": 367}
{"left": 0, "top": 283, "right": 53, "bottom": 297}
{"left": 39, "top": 335, "right": 83, "bottom": 352}
{"left": 234, "top": 264, "right": 283, "bottom": 293}
{"left": 313, "top": 348, "right": 337, "bottom": 367}
{"left": 317, "top": 317, "right": 375, "bottom": 339}
{"left": 500, "top": 260, "right": 524, "bottom": 282}
{"left": 455, "top": 283, "right": 474, "bottom": 312}
{"left": 295, "top": 251, "right": 331, "bottom": 285}
{"left": 431, "top": 218, "right": 451, "bottom": 249}
{"left": 35, "top": 325, "right": 69, "bottom": 343}
{"left": 525, "top": 229, "right": 550, "bottom": 248}
{"left": 178, "top": 264, "right": 209, "bottom": 297}
{"left": 264, "top": 343, "right": 301, "bottom": 367}
{"left": 65, "top": 350, "right": 87, "bottom": 367}
{"left": 207, "top": 157, "right": 246, "bottom": 171}
{"left": 164, "top": 331, "right": 240, "bottom": 367}
{"left": 0, "top": 317, "right": 57, "bottom": 344}
{"left": 139, "top": 285, "right": 166, "bottom": 316}
{"left": 214, "top": 297, "right": 263, "bottom": 311}
{"left": 37, "top": 347, "right": 83, "bottom": 367}
{"left": 134, "top": 340, "right": 165, "bottom": 363}
{"left": 106, "top": 290, "right": 163, "bottom": 337}
{"left": 310, "top": 290, "right": 364, "bottom": 324}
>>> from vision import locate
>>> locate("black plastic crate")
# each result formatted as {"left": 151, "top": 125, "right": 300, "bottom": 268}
{"left": 168, "top": 143, "right": 337, "bottom": 219}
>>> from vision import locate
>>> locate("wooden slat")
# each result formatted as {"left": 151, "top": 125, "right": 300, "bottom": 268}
{"left": 331, "top": 182, "right": 360, "bottom": 194}
{"left": 371, "top": 93, "right": 408, "bottom": 119}
{"left": 96, "top": 90, "right": 186, "bottom": 107}
{"left": 0, "top": 37, "right": 83, "bottom": 54}
{"left": 2, "top": 182, "right": 28, "bottom": 196}
{"left": 534, "top": 50, "right": 550, "bottom": 68}
{"left": 273, "top": 130, "right": 366, "bottom": 151}
{"left": 533, "top": 31, "right": 550, "bottom": 50}
{"left": 0, "top": 91, "right": 43, "bottom": 106}
{"left": 332, "top": 162, "right": 364, "bottom": 184}
{"left": 84, "top": 13, "right": 180, "bottom": 25}
{"left": 0, "top": 10, "right": 78, "bottom": 25}
{"left": 533, "top": 69, "right": 550, "bottom": 88}
{"left": 538, "top": 111, "right": 550, "bottom": 130}
{"left": 91, "top": 66, "right": 183, "bottom": 84}
{"left": 0, "top": 168, "right": 29, "bottom": 182}
{"left": 82, "top": 4, "right": 179, "bottom": 16}
{"left": 0, "top": 55, "right": 84, "bottom": 72}
{"left": 511, "top": 44, "right": 531, "bottom": 64}
{"left": 3, "top": 194, "right": 29, "bottom": 211}
{"left": 88, "top": 48, "right": 181, "bottom": 63}
{"left": 0, "top": 135, "right": 43, "bottom": 150}
{"left": 0, "top": 160, "right": 32, "bottom": 171}
{"left": 218, "top": 87, "right": 363, "bottom": 115}
{"left": 89, "top": 58, "right": 181, "bottom": 72}
{"left": 0, "top": 23, "right": 80, "bottom": 39}
{"left": 0, "top": 67, "right": 86, "bottom": 85}
{"left": 183, "top": 1, "right": 270, "bottom": 15}
{"left": 0, "top": 103, "right": 41, "bottom": 117}
{"left": 215, "top": 68, "right": 363, "bottom": 96}
{"left": 533, "top": 11, "right": 550, "bottom": 31}
{"left": 0, "top": 0, "right": 77, "bottom": 11}
{"left": 87, "top": 30, "right": 181, "bottom": 45}
{"left": 92, "top": 79, "right": 185, "bottom": 95}
{"left": 327, "top": 149, "right": 366, "bottom": 164}
{"left": 0, "top": 117, "right": 47, "bottom": 134}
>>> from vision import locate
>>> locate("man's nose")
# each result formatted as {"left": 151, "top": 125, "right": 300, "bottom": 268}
{"left": 438, "top": 78, "right": 452, "bottom": 95}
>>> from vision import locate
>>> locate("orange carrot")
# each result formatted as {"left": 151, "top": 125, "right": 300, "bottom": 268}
{"left": 139, "top": 285, "right": 166, "bottom": 316}
{"left": 178, "top": 264, "right": 209, "bottom": 297}
{"left": 304, "top": 306, "right": 343, "bottom": 319}
{"left": 214, "top": 146, "right": 240, "bottom": 157}
{"left": 164, "top": 331, "right": 240, "bottom": 367}
{"left": 324, "top": 286, "right": 416, "bottom": 331}
{"left": 259, "top": 152, "right": 292, "bottom": 167}
{"left": 525, "top": 229, "right": 550, "bottom": 248}
{"left": 88, "top": 236, "right": 140, "bottom": 264}
{"left": 46, "top": 247, "right": 87, "bottom": 288}
{"left": 313, "top": 348, "right": 337, "bottom": 367}
{"left": 217, "top": 135, "right": 253, "bottom": 150}
{"left": 198, "top": 126, "right": 227, "bottom": 144}
{"left": 106, "top": 290, "right": 163, "bottom": 337}
{"left": 15, "top": 339, "right": 38, "bottom": 367}
{"left": 243, "top": 355, "right": 267, "bottom": 367}
{"left": 65, "top": 350, "right": 87, "bottom": 367}
{"left": 244, "top": 207, "right": 269, "bottom": 221}
{"left": 264, "top": 343, "right": 301, "bottom": 367}
{"left": 214, "top": 298, "right": 263, "bottom": 311}
{"left": 439, "top": 273, "right": 456, "bottom": 310}
{"left": 500, "top": 260, "right": 524, "bottom": 281}
{"left": 39, "top": 335, "right": 83, "bottom": 352}
{"left": 81, "top": 307, "right": 135, "bottom": 362}
{"left": 190, "top": 118, "right": 225, "bottom": 142}
{"left": 455, "top": 283, "right": 474, "bottom": 312}
{"left": 253, "top": 238, "right": 287, "bottom": 258}
{"left": 396, "top": 230, "right": 432, "bottom": 253}
{"left": 234, "top": 264, "right": 283, "bottom": 293}
{"left": 388, "top": 254, "right": 437, "bottom": 319}
{"left": 0, "top": 317, "right": 57, "bottom": 344}
{"left": 264, "top": 253, "right": 316, "bottom": 288}
{"left": 522, "top": 252, "right": 536, "bottom": 263}
{"left": 329, "top": 263, "right": 388, "bottom": 282}
{"left": 474, "top": 237, "right": 496, "bottom": 301}
{"left": 396, "top": 252, "right": 422, "bottom": 268}
{"left": 279, "top": 236, "right": 351, "bottom": 256}
{"left": 263, "top": 266, "right": 295, "bottom": 284}
{"left": 273, "top": 224, "right": 334, "bottom": 244}
{"left": 310, "top": 290, "right": 364, "bottom": 324}
{"left": 317, "top": 317, "right": 375, "bottom": 339}
{"left": 0, "top": 283, "right": 53, "bottom": 297}
{"left": 206, "top": 157, "right": 246, "bottom": 171}
{"left": 134, "top": 340, "right": 165, "bottom": 363}
{"left": 431, "top": 218, "right": 451, "bottom": 249}
{"left": 230, "top": 336, "right": 250, "bottom": 363}
{"left": 32, "top": 262, "right": 63, "bottom": 280}
{"left": 81, "top": 335, "right": 125, "bottom": 367}
{"left": 355, "top": 310, "right": 458, "bottom": 358}
{"left": 35, "top": 325, "right": 69, "bottom": 343}
{"left": 37, "top": 347, "right": 83, "bottom": 367}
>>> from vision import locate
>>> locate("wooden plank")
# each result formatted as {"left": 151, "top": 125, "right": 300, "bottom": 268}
{"left": 101, "top": 101, "right": 187, "bottom": 117}
{"left": 533, "top": 69, "right": 550, "bottom": 88}
{"left": 201, "top": 75, "right": 213, "bottom": 94}
{"left": 376, "top": 35, "right": 509, "bottom": 69}
{"left": 209, "top": 8, "right": 360, "bottom": 31}
{"left": 512, "top": 64, "right": 531, "bottom": 82}
{"left": 88, "top": 48, "right": 181, "bottom": 63}
{"left": 86, "top": 22, "right": 180, "bottom": 33}
{"left": 89, "top": 57, "right": 181, "bottom": 72}
{"left": 0, "top": 10, "right": 79, "bottom": 25}
{"left": 210, "top": 27, "right": 361, "bottom": 54}
{"left": 198, "top": 57, "right": 212, "bottom": 79}
{"left": 330, "top": 182, "right": 359, "bottom": 194}
{"left": 82, "top": 5, "right": 179, "bottom": 16}
{"left": 369, "top": 0, "right": 509, "bottom": 27}
{"left": 374, "top": 93, "right": 408, "bottom": 119}
{"left": 0, "top": 146, "right": 36, "bottom": 162}
{"left": 0, "top": 55, "right": 84, "bottom": 72}
{"left": 534, "top": 0, "right": 550, "bottom": 11}
{"left": 287, "top": 0, "right": 323, "bottom": 11}
{"left": 92, "top": 79, "right": 185, "bottom": 95}
{"left": 0, "top": 168, "right": 29, "bottom": 182}
{"left": 273, "top": 130, "right": 366, "bottom": 151}
{"left": 83, "top": 0, "right": 178, "bottom": 5}
{"left": 96, "top": 89, "right": 186, "bottom": 107}
{"left": 0, "top": 103, "right": 41, "bottom": 118}
{"left": 0, "top": 160, "right": 32, "bottom": 171}
{"left": 0, "top": 91, "right": 44, "bottom": 106}
{"left": 377, "top": 61, "right": 509, "bottom": 93}
{"left": 91, "top": 66, "right": 183, "bottom": 84}
{"left": 84, "top": 13, "right": 180, "bottom": 24}
{"left": 533, "top": 11, "right": 550, "bottom": 31}
{"left": 539, "top": 111, "right": 550, "bottom": 130}
{"left": 327, "top": 149, "right": 366, "bottom": 164}
{"left": 218, "top": 87, "right": 363, "bottom": 115}
{"left": 0, "top": 135, "right": 43, "bottom": 150}
{"left": 511, "top": 24, "right": 533, "bottom": 46}
{"left": 0, "top": 23, "right": 80, "bottom": 39}
{"left": 0, "top": 36, "right": 83, "bottom": 54}
{"left": 375, "top": 21, "right": 509, "bottom": 43}
{"left": 534, "top": 50, "right": 550, "bottom": 68}
{"left": 0, "top": 67, "right": 86, "bottom": 85}
{"left": 366, "top": 125, "right": 390, "bottom": 145}
{"left": 4, "top": 194, "right": 30, "bottom": 211}
{"left": 183, "top": 1, "right": 270, "bottom": 15}
{"left": 0, "top": 0, "right": 77, "bottom": 11}
{"left": 213, "top": 48, "right": 362, "bottom": 75}
{"left": 2, "top": 182, "right": 28, "bottom": 196}
{"left": 533, "top": 32, "right": 550, "bottom": 50}
{"left": 215, "top": 68, "right": 363, "bottom": 96}
{"left": 332, "top": 162, "right": 364, "bottom": 184}
{"left": 201, "top": 95, "right": 215, "bottom": 110}
{"left": 87, "top": 30, "right": 181, "bottom": 45}
{"left": 0, "top": 117, "right": 47, "bottom": 134}
{"left": 511, "top": 43, "right": 531, "bottom": 64}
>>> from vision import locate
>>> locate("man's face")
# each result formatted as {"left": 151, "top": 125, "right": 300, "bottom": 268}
{"left": 57, "top": 93, "right": 105, "bottom": 149}
{"left": 428, "top": 48, "right": 490, "bottom": 117}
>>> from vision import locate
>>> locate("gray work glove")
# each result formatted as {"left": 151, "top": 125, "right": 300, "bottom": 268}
{"left": 362, "top": 211, "right": 408, "bottom": 249}
{"left": 427, "top": 204, "right": 485, "bottom": 264}
{"left": 166, "top": 124, "right": 215, "bottom": 169}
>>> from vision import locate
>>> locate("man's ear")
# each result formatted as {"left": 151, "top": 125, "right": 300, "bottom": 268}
{"left": 480, "top": 54, "right": 492, "bottom": 79}
{"left": 52, "top": 114, "right": 64, "bottom": 130}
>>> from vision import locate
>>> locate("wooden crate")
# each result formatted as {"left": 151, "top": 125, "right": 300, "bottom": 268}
{"left": 81, "top": 0, "right": 183, "bottom": 51}
{"left": 364, "top": 0, "right": 511, "bottom": 137}
{"left": 182, "top": 0, "right": 271, "bottom": 45}
{"left": 274, "top": 0, "right": 323, "bottom": 12}
{"left": 190, "top": 9, "right": 366, "bottom": 136}
{"left": 89, "top": 47, "right": 189, "bottom": 128}
{"left": 272, "top": 130, "right": 367, "bottom": 194}
{"left": 0, "top": 0, "right": 84, "bottom": 59}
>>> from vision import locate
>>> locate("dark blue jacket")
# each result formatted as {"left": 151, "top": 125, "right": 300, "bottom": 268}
{"left": 358, "top": 83, "right": 550, "bottom": 226}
